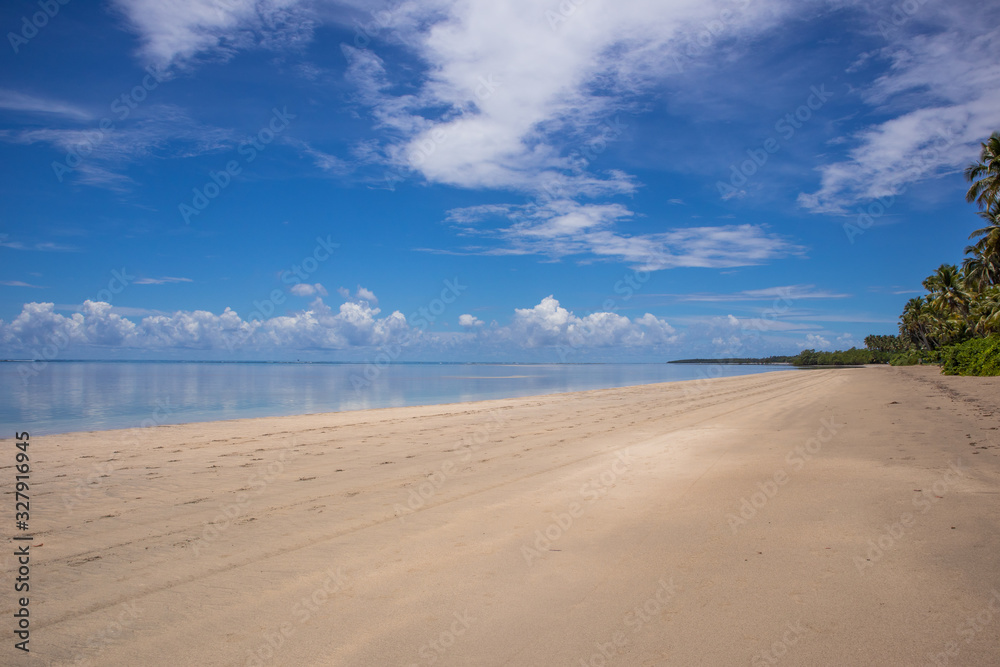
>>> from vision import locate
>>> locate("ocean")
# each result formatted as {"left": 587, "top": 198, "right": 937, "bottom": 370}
{"left": 1, "top": 360, "right": 795, "bottom": 435}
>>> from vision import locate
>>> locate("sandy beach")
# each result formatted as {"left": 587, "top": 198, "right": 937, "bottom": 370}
{"left": 4, "top": 366, "right": 1000, "bottom": 666}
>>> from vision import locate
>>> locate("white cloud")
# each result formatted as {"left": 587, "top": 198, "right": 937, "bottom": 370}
{"left": 799, "top": 9, "right": 1000, "bottom": 213}
{"left": 111, "top": 0, "right": 314, "bottom": 69}
{"left": 289, "top": 282, "right": 328, "bottom": 297}
{"left": 442, "top": 199, "right": 801, "bottom": 269}
{"left": 803, "top": 333, "right": 831, "bottom": 349}
{"left": 0, "top": 296, "right": 408, "bottom": 352}
{"left": 1, "top": 105, "right": 234, "bottom": 190}
{"left": 110, "top": 0, "right": 806, "bottom": 269}
{"left": 335, "top": 285, "right": 377, "bottom": 302}
{"left": 458, "top": 314, "right": 483, "bottom": 327}
{"left": 134, "top": 276, "right": 194, "bottom": 285}
{"left": 0, "top": 89, "right": 92, "bottom": 120}
{"left": 0, "top": 294, "right": 681, "bottom": 355}
{"left": 0, "top": 237, "right": 79, "bottom": 252}
{"left": 0, "top": 281, "right": 44, "bottom": 288}
{"left": 652, "top": 284, "right": 850, "bottom": 302}
{"left": 836, "top": 332, "right": 858, "bottom": 347}
{"left": 469, "top": 295, "right": 677, "bottom": 349}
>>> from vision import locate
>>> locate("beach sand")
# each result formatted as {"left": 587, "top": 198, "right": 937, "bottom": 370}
{"left": 4, "top": 366, "right": 1000, "bottom": 665}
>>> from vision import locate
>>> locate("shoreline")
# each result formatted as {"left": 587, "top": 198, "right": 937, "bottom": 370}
{"left": 4, "top": 366, "right": 999, "bottom": 665}
{"left": 5, "top": 363, "right": 799, "bottom": 437}
{"left": 36, "top": 368, "right": 804, "bottom": 437}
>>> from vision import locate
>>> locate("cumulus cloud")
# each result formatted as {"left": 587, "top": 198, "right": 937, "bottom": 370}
{"left": 0, "top": 296, "right": 409, "bottom": 353}
{"left": 466, "top": 296, "right": 677, "bottom": 350}
{"left": 1, "top": 294, "right": 681, "bottom": 355}
{"left": 289, "top": 282, "right": 328, "bottom": 297}
{"left": 336, "top": 285, "right": 377, "bottom": 303}
{"left": 458, "top": 314, "right": 483, "bottom": 327}
{"left": 803, "top": 333, "right": 831, "bottom": 349}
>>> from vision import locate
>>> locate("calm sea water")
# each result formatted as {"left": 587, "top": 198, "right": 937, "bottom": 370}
{"left": 1, "top": 361, "right": 794, "bottom": 435}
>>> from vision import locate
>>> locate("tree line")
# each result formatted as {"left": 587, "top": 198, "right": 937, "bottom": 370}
{"left": 791, "top": 132, "right": 1000, "bottom": 375}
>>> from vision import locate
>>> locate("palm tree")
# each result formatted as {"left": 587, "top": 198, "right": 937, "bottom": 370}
{"left": 900, "top": 297, "right": 934, "bottom": 350}
{"left": 922, "top": 264, "right": 970, "bottom": 317}
{"left": 963, "top": 209, "right": 1000, "bottom": 290}
{"left": 970, "top": 287, "right": 1000, "bottom": 336}
{"left": 965, "top": 131, "right": 1000, "bottom": 214}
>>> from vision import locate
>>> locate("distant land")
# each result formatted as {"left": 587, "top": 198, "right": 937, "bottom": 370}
{"left": 668, "top": 357, "right": 794, "bottom": 365}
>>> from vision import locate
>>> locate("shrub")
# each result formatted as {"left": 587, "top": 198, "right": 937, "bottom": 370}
{"left": 940, "top": 336, "right": 1000, "bottom": 376}
{"left": 889, "top": 349, "right": 942, "bottom": 366}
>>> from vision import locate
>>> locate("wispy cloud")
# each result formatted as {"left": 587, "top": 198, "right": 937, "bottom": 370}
{"left": 0, "top": 237, "right": 79, "bottom": 252}
{"left": 1, "top": 105, "right": 234, "bottom": 190}
{"left": 439, "top": 199, "right": 802, "bottom": 269}
{"left": 0, "top": 281, "right": 44, "bottom": 288}
{"left": 0, "top": 89, "right": 93, "bottom": 120}
{"left": 799, "top": 7, "right": 1000, "bottom": 213}
{"left": 110, "top": 0, "right": 316, "bottom": 69}
{"left": 644, "top": 285, "right": 850, "bottom": 302}
{"left": 134, "top": 276, "right": 194, "bottom": 285}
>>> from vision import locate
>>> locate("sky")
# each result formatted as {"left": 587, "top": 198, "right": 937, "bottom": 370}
{"left": 1, "top": 0, "right": 998, "bottom": 363}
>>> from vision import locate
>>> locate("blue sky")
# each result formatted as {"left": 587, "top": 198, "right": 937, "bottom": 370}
{"left": 1, "top": 0, "right": 998, "bottom": 362}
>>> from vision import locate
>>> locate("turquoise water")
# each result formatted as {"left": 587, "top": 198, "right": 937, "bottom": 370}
{"left": 1, "top": 361, "right": 794, "bottom": 435}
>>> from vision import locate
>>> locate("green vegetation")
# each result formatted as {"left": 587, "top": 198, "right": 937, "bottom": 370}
{"left": 891, "top": 131, "right": 1000, "bottom": 375}
{"left": 668, "top": 357, "right": 793, "bottom": 364}
{"left": 785, "top": 132, "right": 1000, "bottom": 376}
{"left": 863, "top": 335, "right": 905, "bottom": 353}
{"left": 888, "top": 349, "right": 941, "bottom": 366}
{"left": 939, "top": 336, "right": 1000, "bottom": 375}
{"left": 789, "top": 348, "right": 891, "bottom": 366}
